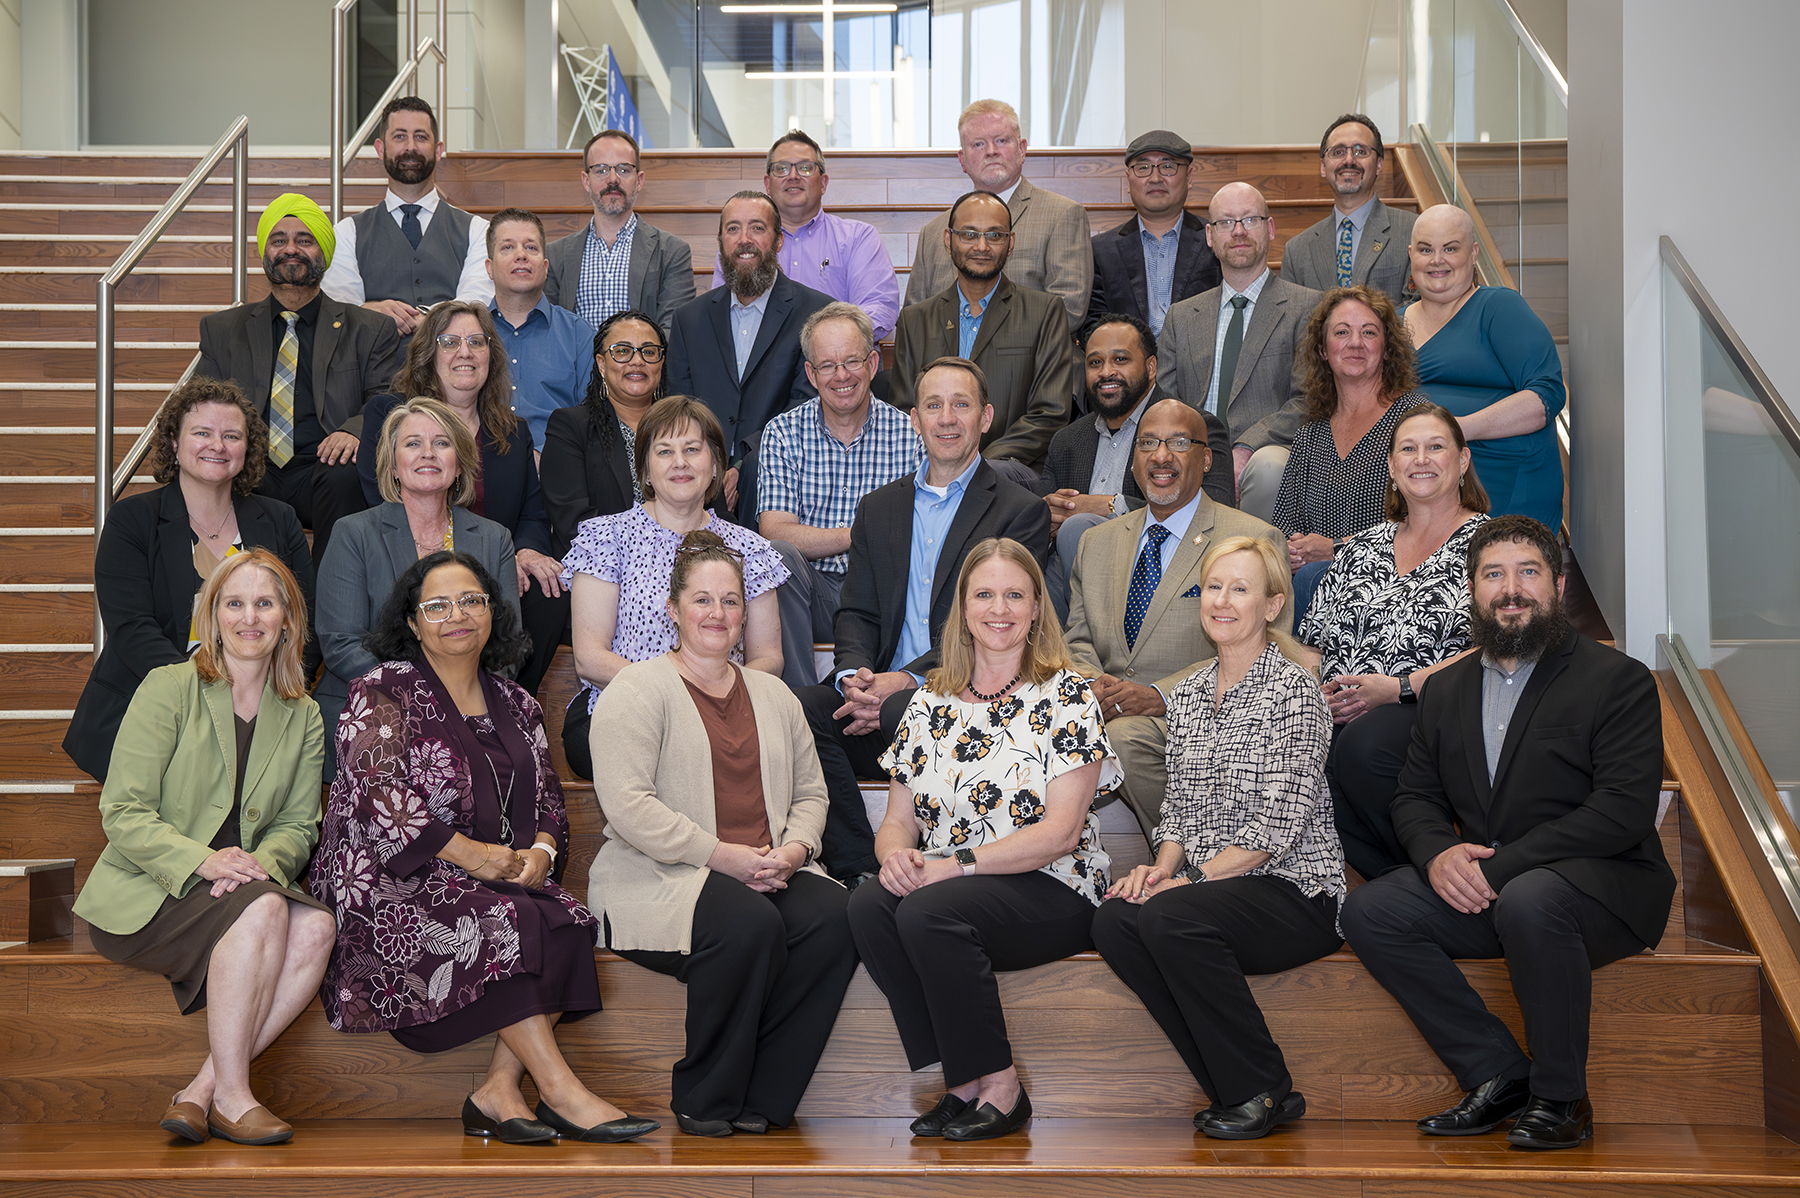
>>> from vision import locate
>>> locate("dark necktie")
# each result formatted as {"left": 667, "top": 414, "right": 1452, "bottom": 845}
{"left": 1213, "top": 294, "right": 1249, "bottom": 415}
{"left": 399, "top": 203, "right": 423, "bottom": 250}
{"left": 1123, "top": 523, "right": 1172, "bottom": 649}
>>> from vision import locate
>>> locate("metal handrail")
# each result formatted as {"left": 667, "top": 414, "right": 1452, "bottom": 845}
{"left": 1660, "top": 236, "right": 1800, "bottom": 460}
{"left": 93, "top": 115, "right": 250, "bottom": 650}
{"left": 1487, "top": 0, "right": 1568, "bottom": 105}
{"left": 330, "top": 0, "right": 447, "bottom": 221}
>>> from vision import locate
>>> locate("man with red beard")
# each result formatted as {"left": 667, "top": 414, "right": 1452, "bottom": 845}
{"left": 197, "top": 193, "right": 401, "bottom": 561}
{"left": 322, "top": 97, "right": 492, "bottom": 336}
{"left": 1343, "top": 516, "right": 1673, "bottom": 1151}
{"left": 1277, "top": 114, "right": 1417, "bottom": 306}
{"left": 665, "top": 190, "right": 834, "bottom": 520}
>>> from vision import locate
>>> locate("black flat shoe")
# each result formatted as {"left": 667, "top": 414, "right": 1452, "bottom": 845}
{"left": 909, "top": 1093, "right": 970, "bottom": 1138}
{"left": 675, "top": 1111, "right": 735, "bottom": 1138}
{"left": 461, "top": 1096, "right": 556, "bottom": 1144}
{"left": 1197, "top": 1089, "right": 1305, "bottom": 1140}
{"left": 535, "top": 1101, "right": 660, "bottom": 1143}
{"left": 1506, "top": 1095, "right": 1593, "bottom": 1150}
{"left": 942, "top": 1088, "right": 1032, "bottom": 1142}
{"left": 730, "top": 1113, "right": 771, "bottom": 1134}
{"left": 1417, "top": 1075, "right": 1531, "bottom": 1136}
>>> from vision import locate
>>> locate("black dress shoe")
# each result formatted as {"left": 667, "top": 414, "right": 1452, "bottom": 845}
{"left": 675, "top": 1111, "right": 735, "bottom": 1138}
{"left": 534, "top": 1101, "right": 660, "bottom": 1143}
{"left": 909, "top": 1093, "right": 970, "bottom": 1138}
{"left": 1506, "top": 1095, "right": 1594, "bottom": 1150}
{"left": 1196, "top": 1089, "right": 1305, "bottom": 1140}
{"left": 942, "top": 1088, "right": 1032, "bottom": 1142}
{"left": 1190, "top": 1103, "right": 1223, "bottom": 1130}
{"left": 461, "top": 1096, "right": 557, "bottom": 1144}
{"left": 1416, "top": 1075, "right": 1532, "bottom": 1136}
{"left": 730, "top": 1113, "right": 771, "bottom": 1134}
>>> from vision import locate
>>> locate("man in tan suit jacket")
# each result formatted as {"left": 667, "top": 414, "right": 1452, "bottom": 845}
{"left": 1065, "top": 399, "right": 1286, "bottom": 835}
{"left": 905, "top": 99, "right": 1092, "bottom": 329}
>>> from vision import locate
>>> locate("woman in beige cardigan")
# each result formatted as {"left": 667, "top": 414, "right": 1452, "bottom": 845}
{"left": 589, "top": 529, "right": 856, "bottom": 1137}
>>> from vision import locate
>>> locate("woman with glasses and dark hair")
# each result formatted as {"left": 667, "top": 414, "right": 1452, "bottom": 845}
{"left": 311, "top": 550, "right": 657, "bottom": 1146}
{"left": 540, "top": 310, "right": 667, "bottom": 555}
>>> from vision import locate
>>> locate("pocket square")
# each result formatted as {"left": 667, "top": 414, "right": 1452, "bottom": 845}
{"left": 1181, "top": 584, "right": 1202, "bottom": 598}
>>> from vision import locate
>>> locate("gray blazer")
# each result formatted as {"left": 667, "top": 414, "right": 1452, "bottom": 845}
{"left": 545, "top": 219, "right": 697, "bottom": 332}
{"left": 905, "top": 177, "right": 1094, "bottom": 328}
{"left": 313, "top": 503, "right": 518, "bottom": 762}
{"left": 1155, "top": 274, "right": 1324, "bottom": 451}
{"left": 1277, "top": 198, "right": 1417, "bottom": 306}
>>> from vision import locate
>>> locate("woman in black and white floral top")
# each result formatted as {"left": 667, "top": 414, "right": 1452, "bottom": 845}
{"left": 848, "top": 537, "right": 1117, "bottom": 1144}
{"left": 1297, "top": 403, "right": 1490, "bottom": 880}
{"left": 1093, "top": 534, "right": 1342, "bottom": 1142}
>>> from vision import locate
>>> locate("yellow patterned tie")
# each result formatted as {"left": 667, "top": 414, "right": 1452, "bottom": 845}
{"left": 269, "top": 311, "right": 299, "bottom": 467}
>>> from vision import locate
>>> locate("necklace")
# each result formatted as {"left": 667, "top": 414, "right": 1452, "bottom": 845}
{"left": 413, "top": 512, "right": 454, "bottom": 556}
{"left": 191, "top": 505, "right": 233, "bottom": 542}
{"left": 968, "top": 672, "right": 1021, "bottom": 702}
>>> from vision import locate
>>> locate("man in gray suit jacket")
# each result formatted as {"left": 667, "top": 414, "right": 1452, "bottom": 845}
{"left": 1064, "top": 398, "right": 1286, "bottom": 835}
{"left": 1156, "top": 182, "right": 1323, "bottom": 524}
{"left": 905, "top": 99, "right": 1093, "bottom": 329}
{"left": 544, "top": 128, "right": 696, "bottom": 332}
{"left": 1277, "top": 114, "right": 1417, "bottom": 306}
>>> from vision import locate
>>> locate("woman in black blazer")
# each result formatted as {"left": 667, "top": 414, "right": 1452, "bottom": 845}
{"left": 539, "top": 309, "right": 667, "bottom": 555}
{"left": 64, "top": 377, "right": 313, "bottom": 781}
{"left": 358, "top": 302, "right": 562, "bottom": 693}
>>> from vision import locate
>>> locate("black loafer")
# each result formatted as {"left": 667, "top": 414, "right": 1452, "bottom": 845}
{"left": 942, "top": 1088, "right": 1032, "bottom": 1142}
{"left": 675, "top": 1111, "right": 735, "bottom": 1138}
{"left": 909, "top": 1093, "right": 970, "bottom": 1138}
{"left": 1197, "top": 1089, "right": 1305, "bottom": 1140}
{"left": 535, "top": 1101, "right": 660, "bottom": 1143}
{"left": 1417, "top": 1075, "right": 1531, "bottom": 1136}
{"left": 461, "top": 1096, "right": 557, "bottom": 1144}
{"left": 730, "top": 1113, "right": 771, "bottom": 1134}
{"left": 1506, "top": 1095, "right": 1594, "bottom": 1150}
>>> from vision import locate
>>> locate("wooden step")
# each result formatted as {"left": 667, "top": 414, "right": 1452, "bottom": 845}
{"left": 3, "top": 386, "right": 172, "bottom": 427}
{"left": 0, "top": 591, "right": 95, "bottom": 643}
{"left": 0, "top": 207, "right": 245, "bottom": 237}
{"left": 0, "top": 269, "right": 259, "bottom": 306}
{"left": 0, "top": 344, "right": 193, "bottom": 382}
{"left": 1, "top": 307, "right": 209, "bottom": 341}
{"left": 0, "top": 650, "right": 90, "bottom": 709}
{"left": 0, "top": 533, "right": 95, "bottom": 584}
{"left": 0, "top": 433, "right": 142, "bottom": 475}
{"left": 0, "top": 719, "right": 81, "bottom": 778}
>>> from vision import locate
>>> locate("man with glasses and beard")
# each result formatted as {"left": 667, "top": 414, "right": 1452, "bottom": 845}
{"left": 666, "top": 190, "right": 835, "bottom": 520}
{"left": 1342, "top": 515, "right": 1673, "bottom": 1152}
{"left": 1276, "top": 114, "right": 1416, "bottom": 306}
{"left": 197, "top": 193, "right": 402, "bottom": 560}
{"left": 322, "top": 97, "right": 492, "bottom": 336}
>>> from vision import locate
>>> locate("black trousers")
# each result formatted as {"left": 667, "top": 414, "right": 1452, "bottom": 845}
{"left": 1092, "top": 876, "right": 1342, "bottom": 1105}
{"left": 515, "top": 583, "right": 567, "bottom": 697}
{"left": 1340, "top": 865, "right": 1646, "bottom": 1102}
{"left": 611, "top": 870, "right": 855, "bottom": 1124}
{"left": 797, "top": 682, "right": 916, "bottom": 878}
{"left": 256, "top": 456, "right": 368, "bottom": 565}
{"left": 847, "top": 871, "right": 1096, "bottom": 1088}
{"left": 1328, "top": 704, "right": 1419, "bottom": 880}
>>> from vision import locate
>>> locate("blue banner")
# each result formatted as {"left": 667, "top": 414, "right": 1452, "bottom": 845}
{"left": 605, "top": 46, "right": 647, "bottom": 149}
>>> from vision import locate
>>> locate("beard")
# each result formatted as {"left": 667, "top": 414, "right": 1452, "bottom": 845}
{"left": 722, "top": 247, "right": 778, "bottom": 298}
{"left": 384, "top": 149, "right": 435, "bottom": 185}
{"left": 262, "top": 251, "right": 324, "bottom": 289}
{"left": 950, "top": 245, "right": 1004, "bottom": 282}
{"left": 1086, "top": 374, "right": 1148, "bottom": 421}
{"left": 1470, "top": 592, "right": 1570, "bottom": 663}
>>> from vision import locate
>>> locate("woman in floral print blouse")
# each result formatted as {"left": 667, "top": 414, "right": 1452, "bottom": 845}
{"left": 847, "top": 537, "right": 1119, "bottom": 1144}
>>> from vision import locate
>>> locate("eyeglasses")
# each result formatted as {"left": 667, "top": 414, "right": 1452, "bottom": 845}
{"left": 950, "top": 227, "right": 1012, "bottom": 245}
{"left": 417, "top": 593, "right": 491, "bottom": 622}
{"left": 1134, "top": 435, "right": 1201, "bottom": 454}
{"left": 1205, "top": 215, "right": 1270, "bottom": 233}
{"left": 767, "top": 161, "right": 822, "bottom": 178}
{"left": 1127, "top": 160, "right": 1187, "bottom": 178}
{"left": 434, "top": 333, "right": 490, "bottom": 351}
{"left": 602, "top": 341, "right": 666, "bottom": 364}
{"left": 584, "top": 162, "right": 640, "bottom": 178}
{"left": 809, "top": 352, "right": 873, "bottom": 377}
{"left": 1324, "top": 143, "right": 1377, "bottom": 162}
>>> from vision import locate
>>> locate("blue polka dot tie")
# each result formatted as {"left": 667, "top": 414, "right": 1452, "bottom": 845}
{"left": 1336, "top": 217, "right": 1354, "bottom": 287}
{"left": 1123, "top": 523, "right": 1171, "bottom": 650}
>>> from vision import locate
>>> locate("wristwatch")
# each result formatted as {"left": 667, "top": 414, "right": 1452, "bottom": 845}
{"left": 1397, "top": 674, "right": 1418, "bottom": 705}
{"left": 954, "top": 847, "right": 978, "bottom": 876}
{"left": 1180, "top": 864, "right": 1208, "bottom": 883}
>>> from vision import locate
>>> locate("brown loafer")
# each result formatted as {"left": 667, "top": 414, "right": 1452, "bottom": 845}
{"left": 159, "top": 1096, "right": 210, "bottom": 1143}
{"left": 208, "top": 1104, "right": 293, "bottom": 1145}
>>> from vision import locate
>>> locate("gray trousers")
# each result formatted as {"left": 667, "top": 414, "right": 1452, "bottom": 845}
{"left": 771, "top": 539, "right": 843, "bottom": 689}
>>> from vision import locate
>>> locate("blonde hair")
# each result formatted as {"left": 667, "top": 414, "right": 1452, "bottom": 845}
{"left": 191, "top": 549, "right": 310, "bottom": 700}
{"left": 374, "top": 396, "right": 480, "bottom": 506}
{"left": 1198, "top": 536, "right": 1314, "bottom": 673}
{"left": 926, "top": 538, "right": 1074, "bottom": 697}
{"left": 958, "top": 98, "right": 1022, "bottom": 139}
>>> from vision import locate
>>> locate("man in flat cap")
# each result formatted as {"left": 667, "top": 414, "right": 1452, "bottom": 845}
{"left": 1085, "top": 130, "right": 1220, "bottom": 339}
{"left": 197, "top": 192, "right": 403, "bottom": 560}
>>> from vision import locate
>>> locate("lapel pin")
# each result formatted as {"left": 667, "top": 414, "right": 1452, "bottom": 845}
{"left": 332, "top": 320, "right": 343, "bottom": 329}
{"left": 1370, "top": 242, "right": 1384, "bottom": 254}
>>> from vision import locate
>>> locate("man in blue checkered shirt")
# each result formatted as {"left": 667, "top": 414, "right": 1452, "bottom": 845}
{"left": 759, "top": 301, "right": 922, "bottom": 685}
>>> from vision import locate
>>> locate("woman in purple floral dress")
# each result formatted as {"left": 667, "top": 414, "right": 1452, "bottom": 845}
{"left": 310, "top": 550, "right": 657, "bottom": 1145}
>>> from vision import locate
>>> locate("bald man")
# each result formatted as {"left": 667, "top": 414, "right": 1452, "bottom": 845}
{"left": 1154, "top": 182, "right": 1322, "bottom": 524}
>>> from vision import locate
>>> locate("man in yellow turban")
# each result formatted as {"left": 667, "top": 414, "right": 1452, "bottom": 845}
{"left": 195, "top": 192, "right": 404, "bottom": 562}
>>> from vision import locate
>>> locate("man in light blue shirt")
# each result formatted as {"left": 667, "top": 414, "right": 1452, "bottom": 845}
{"left": 483, "top": 208, "right": 596, "bottom": 449}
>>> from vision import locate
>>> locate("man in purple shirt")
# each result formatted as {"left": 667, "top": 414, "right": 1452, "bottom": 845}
{"left": 709, "top": 130, "right": 901, "bottom": 343}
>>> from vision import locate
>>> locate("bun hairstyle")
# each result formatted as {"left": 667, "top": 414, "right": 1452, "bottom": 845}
{"left": 668, "top": 528, "right": 746, "bottom": 600}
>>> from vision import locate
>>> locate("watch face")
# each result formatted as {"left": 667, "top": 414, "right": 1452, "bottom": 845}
{"left": 955, "top": 848, "right": 977, "bottom": 867}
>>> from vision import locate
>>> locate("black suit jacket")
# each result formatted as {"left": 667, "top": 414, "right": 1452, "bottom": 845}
{"left": 539, "top": 403, "right": 636, "bottom": 557}
{"left": 833, "top": 461, "right": 1051, "bottom": 678}
{"left": 1084, "top": 211, "right": 1221, "bottom": 334}
{"left": 1035, "top": 386, "right": 1234, "bottom": 507}
{"left": 63, "top": 484, "right": 314, "bottom": 781}
{"left": 357, "top": 394, "right": 553, "bottom": 556}
{"left": 1392, "top": 631, "right": 1675, "bottom": 946}
{"left": 663, "top": 274, "right": 835, "bottom": 463}
{"left": 195, "top": 294, "right": 403, "bottom": 440}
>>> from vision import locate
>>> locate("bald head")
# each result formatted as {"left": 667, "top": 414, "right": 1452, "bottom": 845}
{"left": 1409, "top": 204, "right": 1480, "bottom": 304}
{"left": 1413, "top": 203, "right": 1475, "bottom": 245}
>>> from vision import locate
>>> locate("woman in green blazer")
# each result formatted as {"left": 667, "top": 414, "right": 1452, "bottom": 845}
{"left": 72, "top": 549, "right": 335, "bottom": 1147}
